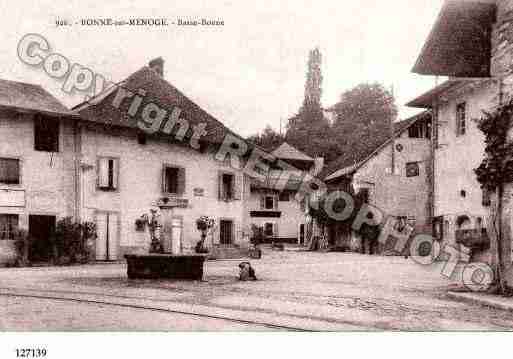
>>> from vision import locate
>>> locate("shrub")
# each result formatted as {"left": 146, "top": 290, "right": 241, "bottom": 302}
{"left": 13, "top": 229, "right": 31, "bottom": 266}
{"left": 52, "top": 217, "right": 96, "bottom": 265}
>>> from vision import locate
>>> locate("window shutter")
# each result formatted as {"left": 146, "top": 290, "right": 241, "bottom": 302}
{"left": 161, "top": 166, "right": 167, "bottom": 193}
{"left": 233, "top": 174, "right": 241, "bottom": 200}
{"left": 111, "top": 159, "right": 119, "bottom": 189}
{"left": 273, "top": 223, "right": 279, "bottom": 238}
{"left": 98, "top": 158, "right": 109, "bottom": 188}
{"left": 177, "top": 167, "right": 186, "bottom": 195}
{"left": 260, "top": 195, "right": 265, "bottom": 209}
{"left": 234, "top": 220, "right": 241, "bottom": 244}
{"left": 274, "top": 195, "right": 278, "bottom": 210}
{"left": 218, "top": 171, "right": 224, "bottom": 200}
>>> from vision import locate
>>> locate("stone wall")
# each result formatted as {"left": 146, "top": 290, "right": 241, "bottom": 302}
{"left": 352, "top": 131, "right": 431, "bottom": 233}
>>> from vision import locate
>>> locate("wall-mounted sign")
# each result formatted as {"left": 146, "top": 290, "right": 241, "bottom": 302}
{"left": 158, "top": 197, "right": 189, "bottom": 208}
{"left": 193, "top": 188, "right": 205, "bottom": 197}
{"left": 0, "top": 189, "right": 25, "bottom": 207}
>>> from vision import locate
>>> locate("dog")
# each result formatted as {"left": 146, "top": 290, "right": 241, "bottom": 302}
{"left": 238, "top": 262, "right": 257, "bottom": 281}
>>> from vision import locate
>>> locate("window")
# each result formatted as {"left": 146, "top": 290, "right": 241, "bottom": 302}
{"left": 137, "top": 132, "right": 147, "bottom": 145}
{"left": 220, "top": 220, "right": 233, "bottom": 245}
{"left": 0, "top": 158, "right": 20, "bottom": 185}
{"left": 34, "top": 115, "right": 59, "bottom": 152}
{"left": 265, "top": 195, "right": 275, "bottom": 210}
{"left": 278, "top": 191, "right": 290, "bottom": 202}
{"left": 163, "top": 165, "right": 185, "bottom": 195}
{"left": 0, "top": 214, "right": 18, "bottom": 240}
{"left": 359, "top": 188, "right": 370, "bottom": 203}
{"left": 264, "top": 222, "right": 274, "bottom": 237}
{"left": 433, "top": 216, "right": 444, "bottom": 241}
{"left": 408, "top": 121, "right": 430, "bottom": 139}
{"left": 406, "top": 162, "right": 420, "bottom": 177}
{"left": 219, "top": 172, "right": 238, "bottom": 201}
{"left": 98, "top": 157, "right": 119, "bottom": 191}
{"left": 456, "top": 102, "right": 466, "bottom": 136}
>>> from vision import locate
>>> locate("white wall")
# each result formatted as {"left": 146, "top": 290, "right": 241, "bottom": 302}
{"left": 433, "top": 81, "right": 497, "bottom": 243}
{"left": 0, "top": 112, "right": 77, "bottom": 263}
{"left": 246, "top": 189, "right": 304, "bottom": 240}
{"left": 79, "top": 124, "right": 248, "bottom": 255}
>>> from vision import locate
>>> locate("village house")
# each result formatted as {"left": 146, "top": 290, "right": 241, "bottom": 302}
{"left": 0, "top": 57, "right": 258, "bottom": 264}
{"left": 407, "top": 79, "right": 497, "bottom": 261}
{"left": 74, "top": 58, "right": 253, "bottom": 260}
{"left": 245, "top": 142, "right": 322, "bottom": 245}
{"left": 406, "top": 0, "right": 513, "bottom": 264}
{"left": 0, "top": 79, "right": 79, "bottom": 264}
{"left": 322, "top": 112, "right": 433, "bottom": 254}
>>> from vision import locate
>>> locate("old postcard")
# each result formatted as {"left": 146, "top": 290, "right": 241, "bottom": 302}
{"left": 0, "top": 0, "right": 510, "bottom": 357}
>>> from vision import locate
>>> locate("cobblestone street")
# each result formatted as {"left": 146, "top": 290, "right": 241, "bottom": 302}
{"left": 1, "top": 249, "right": 512, "bottom": 331}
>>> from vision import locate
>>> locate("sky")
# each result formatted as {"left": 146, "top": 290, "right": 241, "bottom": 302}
{"left": 0, "top": 0, "right": 444, "bottom": 137}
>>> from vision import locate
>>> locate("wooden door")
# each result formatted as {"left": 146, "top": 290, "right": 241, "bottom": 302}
{"left": 95, "top": 212, "right": 119, "bottom": 261}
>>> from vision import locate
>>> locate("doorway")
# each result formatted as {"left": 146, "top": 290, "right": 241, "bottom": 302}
{"left": 95, "top": 212, "right": 119, "bottom": 261}
{"left": 299, "top": 224, "right": 305, "bottom": 245}
{"left": 29, "top": 215, "right": 56, "bottom": 262}
{"left": 220, "top": 220, "right": 234, "bottom": 245}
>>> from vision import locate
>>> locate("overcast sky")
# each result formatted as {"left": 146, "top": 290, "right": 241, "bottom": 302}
{"left": 0, "top": 0, "right": 444, "bottom": 137}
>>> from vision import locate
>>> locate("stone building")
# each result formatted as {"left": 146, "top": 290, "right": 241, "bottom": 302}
{"left": 0, "top": 58, "right": 254, "bottom": 264}
{"left": 407, "top": 79, "right": 497, "bottom": 260}
{"left": 323, "top": 112, "right": 432, "bottom": 254}
{"left": 409, "top": 0, "right": 513, "bottom": 266}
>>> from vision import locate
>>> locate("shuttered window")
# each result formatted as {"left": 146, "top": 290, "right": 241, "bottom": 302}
{"left": 163, "top": 165, "right": 185, "bottom": 195}
{"left": 0, "top": 158, "right": 20, "bottom": 185}
{"left": 34, "top": 115, "right": 59, "bottom": 152}
{"left": 98, "top": 157, "right": 119, "bottom": 191}
{"left": 218, "top": 171, "right": 240, "bottom": 201}
{"left": 0, "top": 214, "right": 18, "bottom": 240}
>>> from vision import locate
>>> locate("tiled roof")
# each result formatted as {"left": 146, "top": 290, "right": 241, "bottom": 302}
{"left": 406, "top": 80, "right": 464, "bottom": 108}
{"left": 412, "top": 0, "right": 495, "bottom": 77}
{"left": 271, "top": 142, "right": 314, "bottom": 162}
{"left": 323, "top": 111, "right": 431, "bottom": 181}
{"left": 74, "top": 66, "right": 240, "bottom": 144}
{"left": 0, "top": 79, "right": 71, "bottom": 116}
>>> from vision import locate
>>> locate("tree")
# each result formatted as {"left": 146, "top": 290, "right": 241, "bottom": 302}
{"left": 331, "top": 83, "right": 397, "bottom": 166}
{"left": 247, "top": 125, "right": 285, "bottom": 150}
{"left": 286, "top": 48, "right": 339, "bottom": 161}
{"left": 475, "top": 99, "right": 513, "bottom": 294}
{"left": 303, "top": 48, "right": 322, "bottom": 108}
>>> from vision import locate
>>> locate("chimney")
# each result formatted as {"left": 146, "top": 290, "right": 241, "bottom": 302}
{"left": 149, "top": 57, "right": 164, "bottom": 77}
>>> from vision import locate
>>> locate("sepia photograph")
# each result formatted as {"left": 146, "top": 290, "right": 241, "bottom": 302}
{"left": 0, "top": 0, "right": 511, "bottom": 357}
